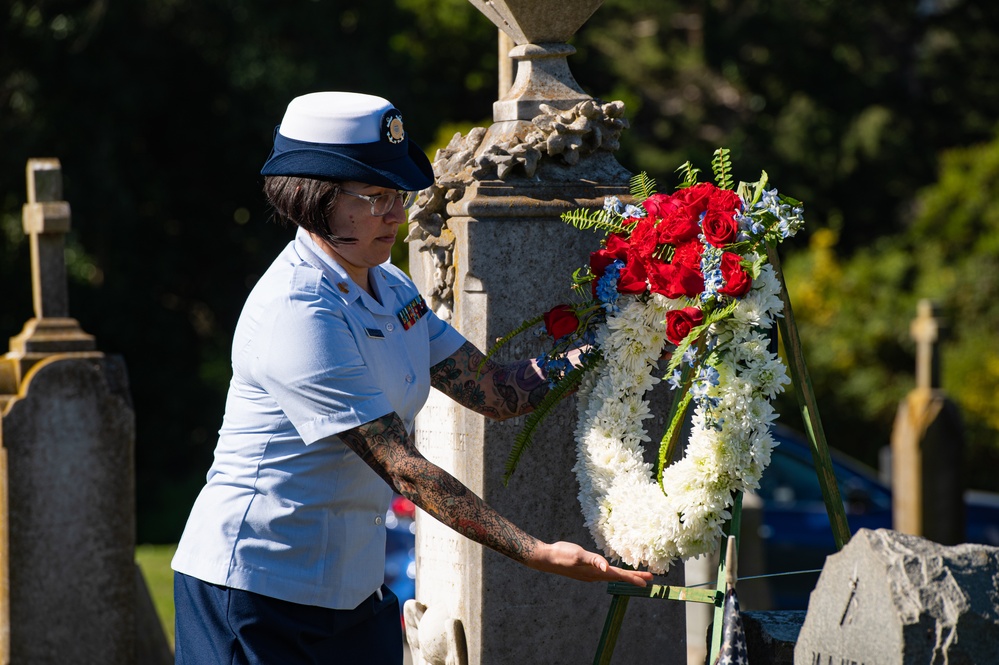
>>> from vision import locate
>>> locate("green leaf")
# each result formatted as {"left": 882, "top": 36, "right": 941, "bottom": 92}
{"left": 674, "top": 161, "right": 701, "bottom": 188}
{"left": 561, "top": 208, "right": 631, "bottom": 235}
{"left": 503, "top": 352, "right": 603, "bottom": 484}
{"left": 629, "top": 172, "right": 658, "bottom": 201}
{"left": 477, "top": 313, "right": 545, "bottom": 378}
{"left": 712, "top": 147, "right": 735, "bottom": 191}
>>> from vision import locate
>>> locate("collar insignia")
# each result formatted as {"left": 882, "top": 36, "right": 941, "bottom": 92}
{"left": 337, "top": 282, "right": 350, "bottom": 294}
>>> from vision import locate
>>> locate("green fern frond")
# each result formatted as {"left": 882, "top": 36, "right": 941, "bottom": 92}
{"left": 477, "top": 314, "right": 545, "bottom": 378}
{"left": 629, "top": 172, "right": 658, "bottom": 201}
{"left": 561, "top": 208, "right": 630, "bottom": 235}
{"left": 503, "top": 352, "right": 603, "bottom": 484}
{"left": 675, "top": 161, "right": 701, "bottom": 188}
{"left": 712, "top": 148, "right": 735, "bottom": 191}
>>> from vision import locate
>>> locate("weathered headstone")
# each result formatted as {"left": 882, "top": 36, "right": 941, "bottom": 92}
{"left": 890, "top": 299, "right": 964, "bottom": 545}
{"left": 794, "top": 528, "right": 999, "bottom": 664}
{"left": 408, "top": 3, "right": 685, "bottom": 663}
{"left": 0, "top": 159, "right": 167, "bottom": 663}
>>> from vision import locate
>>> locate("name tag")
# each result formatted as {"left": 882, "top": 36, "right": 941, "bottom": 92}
{"left": 396, "top": 295, "right": 429, "bottom": 331}
{"left": 365, "top": 328, "right": 386, "bottom": 339}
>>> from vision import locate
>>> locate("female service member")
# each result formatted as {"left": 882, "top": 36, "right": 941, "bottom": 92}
{"left": 171, "top": 91, "right": 651, "bottom": 664}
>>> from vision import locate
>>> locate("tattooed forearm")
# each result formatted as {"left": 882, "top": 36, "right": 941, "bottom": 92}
{"left": 430, "top": 341, "right": 548, "bottom": 420}
{"left": 339, "top": 413, "right": 540, "bottom": 562}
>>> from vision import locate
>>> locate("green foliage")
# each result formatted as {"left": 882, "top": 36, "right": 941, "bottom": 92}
{"left": 136, "top": 544, "right": 178, "bottom": 648}
{"left": 629, "top": 171, "right": 658, "bottom": 199}
{"left": 674, "top": 161, "right": 701, "bottom": 188}
{"left": 478, "top": 313, "right": 545, "bottom": 378}
{"left": 711, "top": 147, "right": 734, "bottom": 190}
{"left": 561, "top": 207, "right": 631, "bottom": 235}
{"left": 503, "top": 351, "right": 603, "bottom": 484}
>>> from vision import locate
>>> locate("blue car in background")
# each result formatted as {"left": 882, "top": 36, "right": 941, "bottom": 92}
{"left": 755, "top": 426, "right": 999, "bottom": 608}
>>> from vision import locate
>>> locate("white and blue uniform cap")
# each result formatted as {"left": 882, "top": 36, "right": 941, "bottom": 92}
{"left": 260, "top": 91, "right": 434, "bottom": 191}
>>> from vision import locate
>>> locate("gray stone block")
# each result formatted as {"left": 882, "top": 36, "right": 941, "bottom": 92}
{"left": 794, "top": 528, "right": 999, "bottom": 664}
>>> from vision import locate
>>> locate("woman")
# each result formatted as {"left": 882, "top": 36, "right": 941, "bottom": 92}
{"left": 171, "top": 91, "right": 651, "bottom": 664}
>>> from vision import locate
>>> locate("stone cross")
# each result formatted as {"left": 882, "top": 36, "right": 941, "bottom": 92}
{"left": 22, "top": 158, "right": 71, "bottom": 319}
{"left": 910, "top": 299, "right": 939, "bottom": 391}
{"left": 890, "top": 298, "right": 963, "bottom": 544}
{"left": 5, "top": 158, "right": 95, "bottom": 388}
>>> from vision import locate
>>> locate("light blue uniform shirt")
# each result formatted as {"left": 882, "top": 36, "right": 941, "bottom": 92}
{"left": 172, "top": 228, "right": 465, "bottom": 609}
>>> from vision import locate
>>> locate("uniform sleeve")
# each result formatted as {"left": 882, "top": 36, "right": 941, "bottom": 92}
{"left": 423, "top": 307, "right": 467, "bottom": 367}
{"left": 250, "top": 287, "right": 395, "bottom": 445}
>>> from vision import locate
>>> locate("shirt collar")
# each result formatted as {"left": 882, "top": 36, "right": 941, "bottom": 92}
{"left": 293, "top": 228, "right": 405, "bottom": 313}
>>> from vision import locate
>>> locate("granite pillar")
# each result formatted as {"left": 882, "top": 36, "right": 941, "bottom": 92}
{"left": 407, "top": 4, "right": 686, "bottom": 661}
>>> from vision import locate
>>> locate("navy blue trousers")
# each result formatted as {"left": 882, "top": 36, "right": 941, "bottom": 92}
{"left": 174, "top": 573, "right": 403, "bottom": 665}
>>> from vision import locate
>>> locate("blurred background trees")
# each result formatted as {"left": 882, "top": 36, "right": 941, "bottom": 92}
{"left": 2, "top": 0, "right": 997, "bottom": 543}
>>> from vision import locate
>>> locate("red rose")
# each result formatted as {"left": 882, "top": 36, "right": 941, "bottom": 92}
{"left": 617, "top": 259, "right": 648, "bottom": 294}
{"left": 718, "top": 252, "right": 752, "bottom": 298}
{"left": 665, "top": 306, "right": 704, "bottom": 345}
{"left": 642, "top": 193, "right": 679, "bottom": 220}
{"left": 672, "top": 182, "right": 715, "bottom": 217}
{"left": 543, "top": 305, "right": 580, "bottom": 340}
{"left": 657, "top": 208, "right": 702, "bottom": 245}
{"left": 647, "top": 261, "right": 704, "bottom": 299}
{"left": 701, "top": 208, "right": 739, "bottom": 247}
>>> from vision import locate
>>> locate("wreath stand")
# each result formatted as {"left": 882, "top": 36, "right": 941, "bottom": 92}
{"left": 590, "top": 244, "right": 853, "bottom": 665}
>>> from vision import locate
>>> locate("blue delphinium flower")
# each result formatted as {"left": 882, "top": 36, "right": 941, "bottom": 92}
{"left": 596, "top": 260, "right": 624, "bottom": 311}
{"left": 700, "top": 247, "right": 725, "bottom": 301}
{"left": 668, "top": 369, "right": 683, "bottom": 391}
{"left": 603, "top": 196, "right": 626, "bottom": 215}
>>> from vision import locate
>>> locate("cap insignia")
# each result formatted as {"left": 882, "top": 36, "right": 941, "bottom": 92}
{"left": 385, "top": 114, "right": 405, "bottom": 144}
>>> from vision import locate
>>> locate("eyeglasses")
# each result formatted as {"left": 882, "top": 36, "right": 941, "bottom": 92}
{"left": 340, "top": 189, "right": 418, "bottom": 216}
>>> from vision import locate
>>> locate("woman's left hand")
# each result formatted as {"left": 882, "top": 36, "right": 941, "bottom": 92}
{"left": 526, "top": 541, "right": 653, "bottom": 587}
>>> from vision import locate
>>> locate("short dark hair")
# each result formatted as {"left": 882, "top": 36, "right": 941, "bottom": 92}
{"left": 262, "top": 175, "right": 356, "bottom": 244}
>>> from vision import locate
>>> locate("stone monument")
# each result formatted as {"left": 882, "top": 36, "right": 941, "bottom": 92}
{"left": 890, "top": 299, "right": 964, "bottom": 545}
{"left": 0, "top": 159, "right": 167, "bottom": 664}
{"left": 794, "top": 528, "right": 999, "bottom": 664}
{"left": 407, "top": 3, "right": 685, "bottom": 664}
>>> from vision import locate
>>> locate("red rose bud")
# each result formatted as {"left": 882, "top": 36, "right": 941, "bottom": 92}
{"left": 665, "top": 306, "right": 704, "bottom": 345}
{"left": 718, "top": 252, "right": 753, "bottom": 297}
{"left": 543, "top": 305, "right": 580, "bottom": 340}
{"left": 701, "top": 208, "right": 739, "bottom": 247}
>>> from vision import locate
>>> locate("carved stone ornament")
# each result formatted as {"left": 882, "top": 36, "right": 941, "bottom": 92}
{"left": 403, "top": 599, "right": 468, "bottom": 665}
{"left": 407, "top": 99, "right": 628, "bottom": 319}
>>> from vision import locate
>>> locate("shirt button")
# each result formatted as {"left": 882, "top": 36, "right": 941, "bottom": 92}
{"left": 405, "top": 374, "right": 414, "bottom": 384}
{"left": 374, "top": 515, "right": 383, "bottom": 526}
{"left": 386, "top": 323, "right": 395, "bottom": 332}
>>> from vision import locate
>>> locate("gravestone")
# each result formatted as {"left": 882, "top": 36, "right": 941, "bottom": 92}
{"left": 890, "top": 299, "right": 964, "bottom": 545}
{"left": 793, "top": 528, "right": 999, "bottom": 664}
{"left": 407, "top": 3, "right": 685, "bottom": 663}
{"left": 0, "top": 159, "right": 166, "bottom": 663}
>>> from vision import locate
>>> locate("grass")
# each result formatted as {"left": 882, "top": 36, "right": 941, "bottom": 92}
{"left": 135, "top": 543, "right": 178, "bottom": 649}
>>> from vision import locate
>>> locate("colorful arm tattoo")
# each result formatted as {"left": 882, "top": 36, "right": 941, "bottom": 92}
{"left": 429, "top": 341, "right": 548, "bottom": 420}
{"left": 338, "top": 413, "right": 539, "bottom": 562}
